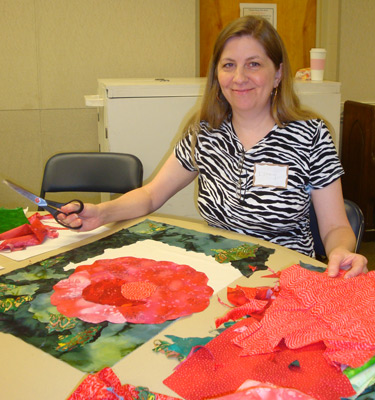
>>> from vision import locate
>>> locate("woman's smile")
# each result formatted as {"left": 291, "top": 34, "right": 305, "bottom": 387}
{"left": 232, "top": 87, "right": 254, "bottom": 94}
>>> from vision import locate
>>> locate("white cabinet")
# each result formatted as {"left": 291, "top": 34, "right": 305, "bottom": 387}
{"left": 89, "top": 78, "right": 341, "bottom": 219}
{"left": 294, "top": 80, "right": 342, "bottom": 153}
{"left": 95, "top": 78, "right": 206, "bottom": 219}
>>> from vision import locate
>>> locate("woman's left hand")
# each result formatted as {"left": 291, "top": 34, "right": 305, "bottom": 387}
{"left": 327, "top": 247, "right": 368, "bottom": 278}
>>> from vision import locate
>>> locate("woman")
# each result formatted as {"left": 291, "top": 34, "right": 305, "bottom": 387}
{"left": 61, "top": 16, "right": 367, "bottom": 278}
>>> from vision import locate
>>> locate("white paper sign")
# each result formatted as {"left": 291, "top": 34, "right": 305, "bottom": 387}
{"left": 240, "top": 3, "right": 277, "bottom": 29}
{"left": 253, "top": 163, "right": 288, "bottom": 188}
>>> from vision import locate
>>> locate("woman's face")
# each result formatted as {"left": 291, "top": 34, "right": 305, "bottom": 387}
{"left": 217, "top": 35, "right": 282, "bottom": 117}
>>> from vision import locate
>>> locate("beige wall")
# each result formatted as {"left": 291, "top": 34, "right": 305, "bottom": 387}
{"left": 1, "top": 0, "right": 375, "bottom": 209}
{"left": 318, "top": 0, "right": 375, "bottom": 103}
{"left": 0, "top": 0, "right": 198, "bottom": 209}
{"left": 338, "top": 0, "right": 375, "bottom": 103}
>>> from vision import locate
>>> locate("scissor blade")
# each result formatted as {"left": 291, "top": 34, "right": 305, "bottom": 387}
{"left": 3, "top": 179, "right": 47, "bottom": 207}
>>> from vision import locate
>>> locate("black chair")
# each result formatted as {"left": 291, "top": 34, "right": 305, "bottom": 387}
{"left": 40, "top": 152, "right": 143, "bottom": 206}
{"left": 309, "top": 199, "right": 365, "bottom": 258}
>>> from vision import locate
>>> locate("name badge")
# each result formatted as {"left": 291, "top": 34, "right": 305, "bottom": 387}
{"left": 253, "top": 163, "right": 289, "bottom": 188}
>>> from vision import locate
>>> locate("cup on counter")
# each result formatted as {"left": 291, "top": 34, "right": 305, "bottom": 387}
{"left": 310, "top": 48, "right": 326, "bottom": 81}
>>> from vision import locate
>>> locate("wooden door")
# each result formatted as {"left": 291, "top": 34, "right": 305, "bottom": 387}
{"left": 341, "top": 101, "right": 375, "bottom": 239}
{"left": 200, "top": 0, "right": 316, "bottom": 76}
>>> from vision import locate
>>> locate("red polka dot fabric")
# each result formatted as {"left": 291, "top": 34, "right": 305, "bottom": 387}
{"left": 163, "top": 318, "right": 355, "bottom": 400}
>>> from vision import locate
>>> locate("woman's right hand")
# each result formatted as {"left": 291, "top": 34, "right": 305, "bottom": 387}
{"left": 58, "top": 202, "right": 103, "bottom": 232}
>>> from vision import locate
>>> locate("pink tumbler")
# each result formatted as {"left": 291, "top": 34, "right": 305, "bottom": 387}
{"left": 310, "top": 48, "right": 326, "bottom": 81}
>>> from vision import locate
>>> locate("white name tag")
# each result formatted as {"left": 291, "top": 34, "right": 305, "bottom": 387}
{"left": 253, "top": 163, "right": 289, "bottom": 188}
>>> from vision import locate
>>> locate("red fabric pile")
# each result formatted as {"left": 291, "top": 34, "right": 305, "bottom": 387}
{"left": 164, "top": 264, "right": 375, "bottom": 400}
{"left": 68, "top": 367, "right": 180, "bottom": 400}
{"left": 233, "top": 264, "right": 375, "bottom": 368}
{"left": 0, "top": 213, "right": 60, "bottom": 251}
{"left": 164, "top": 318, "right": 356, "bottom": 400}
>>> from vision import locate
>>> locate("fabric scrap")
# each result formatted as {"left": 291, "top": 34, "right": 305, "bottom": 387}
{"left": 216, "top": 285, "right": 275, "bottom": 327}
{"left": 345, "top": 363, "right": 375, "bottom": 399}
{"left": 164, "top": 318, "right": 355, "bottom": 400}
{"left": 215, "top": 300, "right": 268, "bottom": 328}
{"left": 235, "top": 265, "right": 375, "bottom": 368}
{"left": 0, "top": 207, "right": 29, "bottom": 234}
{"left": 344, "top": 355, "right": 375, "bottom": 379}
{"left": 153, "top": 334, "right": 216, "bottom": 361}
{"left": 68, "top": 367, "right": 180, "bottom": 400}
{"left": 0, "top": 213, "right": 59, "bottom": 251}
{"left": 210, "top": 380, "right": 315, "bottom": 400}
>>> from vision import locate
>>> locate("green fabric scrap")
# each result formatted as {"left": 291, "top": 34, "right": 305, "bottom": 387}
{"left": 345, "top": 364, "right": 375, "bottom": 399}
{"left": 345, "top": 356, "right": 375, "bottom": 379}
{"left": 0, "top": 207, "right": 29, "bottom": 234}
{"left": 153, "top": 334, "right": 216, "bottom": 361}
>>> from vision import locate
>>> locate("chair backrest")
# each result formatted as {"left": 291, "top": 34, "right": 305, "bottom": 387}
{"left": 40, "top": 152, "right": 143, "bottom": 198}
{"left": 309, "top": 199, "right": 365, "bottom": 258}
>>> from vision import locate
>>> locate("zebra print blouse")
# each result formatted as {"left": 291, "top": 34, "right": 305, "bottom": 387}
{"left": 174, "top": 118, "right": 344, "bottom": 256}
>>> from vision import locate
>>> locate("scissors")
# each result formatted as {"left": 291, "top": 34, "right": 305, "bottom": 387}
{"left": 3, "top": 179, "right": 84, "bottom": 229}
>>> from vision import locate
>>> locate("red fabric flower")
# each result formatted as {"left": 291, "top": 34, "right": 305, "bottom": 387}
{"left": 51, "top": 257, "right": 214, "bottom": 324}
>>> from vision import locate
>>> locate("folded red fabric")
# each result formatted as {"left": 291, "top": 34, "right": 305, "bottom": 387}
{"left": 164, "top": 264, "right": 375, "bottom": 399}
{"left": 0, "top": 213, "right": 59, "bottom": 251}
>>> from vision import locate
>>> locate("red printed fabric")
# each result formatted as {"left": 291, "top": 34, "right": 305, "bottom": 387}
{"left": 227, "top": 286, "right": 273, "bottom": 304}
{"left": 215, "top": 285, "right": 275, "bottom": 327}
{"left": 163, "top": 318, "right": 355, "bottom": 400}
{"left": 0, "top": 213, "right": 59, "bottom": 251}
{"left": 215, "top": 300, "right": 269, "bottom": 328}
{"left": 235, "top": 265, "right": 375, "bottom": 368}
{"left": 68, "top": 367, "right": 180, "bottom": 400}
